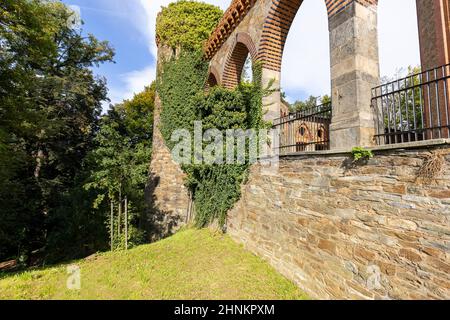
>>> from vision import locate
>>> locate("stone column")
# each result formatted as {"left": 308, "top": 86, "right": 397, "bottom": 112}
{"left": 146, "top": 43, "right": 191, "bottom": 241}
{"left": 261, "top": 67, "right": 281, "bottom": 122}
{"left": 260, "top": 67, "right": 281, "bottom": 158}
{"left": 328, "top": 2, "right": 380, "bottom": 149}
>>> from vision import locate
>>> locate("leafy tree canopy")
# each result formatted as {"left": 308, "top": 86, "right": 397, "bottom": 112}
{"left": 289, "top": 95, "right": 331, "bottom": 112}
{"left": 156, "top": 0, "right": 223, "bottom": 51}
{"left": 0, "top": 0, "right": 114, "bottom": 263}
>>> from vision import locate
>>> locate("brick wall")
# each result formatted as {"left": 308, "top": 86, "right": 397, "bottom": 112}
{"left": 417, "top": 0, "right": 450, "bottom": 70}
{"left": 227, "top": 144, "right": 450, "bottom": 299}
{"left": 222, "top": 33, "right": 258, "bottom": 88}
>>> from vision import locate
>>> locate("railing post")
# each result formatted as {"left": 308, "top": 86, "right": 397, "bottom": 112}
{"left": 328, "top": 2, "right": 380, "bottom": 149}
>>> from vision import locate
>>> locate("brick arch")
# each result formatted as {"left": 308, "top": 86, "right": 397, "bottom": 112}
{"left": 206, "top": 66, "right": 221, "bottom": 88}
{"left": 222, "top": 32, "right": 258, "bottom": 88}
{"left": 257, "top": 0, "right": 379, "bottom": 71}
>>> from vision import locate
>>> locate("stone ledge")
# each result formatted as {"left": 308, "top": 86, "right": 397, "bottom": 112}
{"left": 279, "top": 139, "right": 450, "bottom": 158}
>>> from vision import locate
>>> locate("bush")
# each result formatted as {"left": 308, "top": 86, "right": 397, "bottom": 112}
{"left": 156, "top": 1, "right": 223, "bottom": 51}
{"left": 351, "top": 147, "right": 374, "bottom": 162}
{"left": 158, "top": 51, "right": 266, "bottom": 227}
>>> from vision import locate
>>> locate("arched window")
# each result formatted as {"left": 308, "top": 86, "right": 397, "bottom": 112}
{"left": 300, "top": 127, "right": 305, "bottom": 136}
{"left": 207, "top": 73, "right": 218, "bottom": 88}
{"left": 206, "top": 66, "right": 221, "bottom": 90}
{"left": 295, "top": 123, "right": 313, "bottom": 152}
{"left": 317, "top": 127, "right": 323, "bottom": 139}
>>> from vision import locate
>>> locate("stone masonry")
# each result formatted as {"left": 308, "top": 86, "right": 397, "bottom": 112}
{"left": 150, "top": 0, "right": 450, "bottom": 298}
{"left": 147, "top": 44, "right": 190, "bottom": 240}
{"left": 227, "top": 143, "right": 450, "bottom": 299}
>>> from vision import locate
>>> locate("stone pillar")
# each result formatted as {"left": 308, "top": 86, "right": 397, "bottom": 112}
{"left": 146, "top": 44, "right": 191, "bottom": 241}
{"left": 328, "top": 2, "right": 380, "bottom": 149}
{"left": 416, "top": 0, "right": 450, "bottom": 71}
{"left": 261, "top": 67, "right": 281, "bottom": 122}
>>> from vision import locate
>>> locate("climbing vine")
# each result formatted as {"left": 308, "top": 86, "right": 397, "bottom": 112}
{"left": 158, "top": 52, "right": 266, "bottom": 227}
{"left": 157, "top": 51, "right": 209, "bottom": 150}
{"left": 156, "top": 1, "right": 268, "bottom": 227}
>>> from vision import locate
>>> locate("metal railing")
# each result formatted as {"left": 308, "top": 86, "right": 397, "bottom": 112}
{"left": 372, "top": 64, "right": 450, "bottom": 145}
{"left": 273, "top": 102, "right": 332, "bottom": 155}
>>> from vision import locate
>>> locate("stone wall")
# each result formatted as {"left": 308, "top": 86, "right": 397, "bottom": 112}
{"left": 227, "top": 142, "right": 450, "bottom": 299}
{"left": 147, "top": 45, "right": 190, "bottom": 241}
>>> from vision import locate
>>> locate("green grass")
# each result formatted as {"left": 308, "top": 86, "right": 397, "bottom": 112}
{"left": 0, "top": 229, "right": 308, "bottom": 300}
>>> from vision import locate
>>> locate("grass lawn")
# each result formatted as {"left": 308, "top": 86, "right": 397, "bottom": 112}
{"left": 0, "top": 229, "right": 308, "bottom": 300}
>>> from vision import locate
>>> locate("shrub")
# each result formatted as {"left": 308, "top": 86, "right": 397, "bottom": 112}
{"left": 351, "top": 147, "right": 374, "bottom": 162}
{"left": 156, "top": 1, "right": 223, "bottom": 51}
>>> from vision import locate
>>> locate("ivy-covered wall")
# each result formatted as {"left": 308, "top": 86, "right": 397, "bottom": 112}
{"left": 157, "top": 52, "right": 266, "bottom": 226}
{"left": 156, "top": 1, "right": 222, "bottom": 52}
{"left": 150, "top": 1, "right": 267, "bottom": 232}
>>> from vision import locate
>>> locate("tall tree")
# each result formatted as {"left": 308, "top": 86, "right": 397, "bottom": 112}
{"left": 0, "top": 0, "right": 114, "bottom": 262}
{"left": 85, "top": 85, "right": 155, "bottom": 251}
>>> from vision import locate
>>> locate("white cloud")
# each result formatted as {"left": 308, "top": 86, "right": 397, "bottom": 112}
{"left": 108, "top": 0, "right": 421, "bottom": 105}
{"left": 378, "top": 0, "right": 421, "bottom": 77}
{"left": 67, "top": 5, "right": 82, "bottom": 29}
{"left": 109, "top": 65, "right": 156, "bottom": 105}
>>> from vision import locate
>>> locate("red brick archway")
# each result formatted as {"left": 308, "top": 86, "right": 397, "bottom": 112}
{"left": 257, "top": 0, "right": 379, "bottom": 72}
{"left": 222, "top": 32, "right": 258, "bottom": 88}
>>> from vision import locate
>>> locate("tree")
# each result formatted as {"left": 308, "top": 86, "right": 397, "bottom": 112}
{"left": 289, "top": 95, "right": 331, "bottom": 112}
{"left": 85, "top": 85, "right": 155, "bottom": 251}
{"left": 156, "top": 0, "right": 223, "bottom": 52}
{"left": 0, "top": 0, "right": 114, "bottom": 263}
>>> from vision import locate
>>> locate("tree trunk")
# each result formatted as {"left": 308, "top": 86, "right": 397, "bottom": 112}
{"left": 34, "top": 149, "right": 45, "bottom": 179}
{"left": 124, "top": 196, "right": 128, "bottom": 250}
{"left": 110, "top": 200, "right": 114, "bottom": 251}
{"left": 118, "top": 188, "right": 122, "bottom": 238}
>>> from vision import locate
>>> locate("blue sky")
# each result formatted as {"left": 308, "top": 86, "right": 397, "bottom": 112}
{"left": 62, "top": 0, "right": 420, "bottom": 108}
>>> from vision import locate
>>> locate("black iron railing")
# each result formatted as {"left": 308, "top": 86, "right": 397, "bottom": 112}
{"left": 273, "top": 102, "right": 332, "bottom": 155}
{"left": 372, "top": 64, "right": 450, "bottom": 145}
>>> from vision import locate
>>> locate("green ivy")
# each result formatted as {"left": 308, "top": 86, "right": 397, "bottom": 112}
{"left": 157, "top": 51, "right": 208, "bottom": 150}
{"left": 351, "top": 147, "right": 374, "bottom": 162}
{"left": 155, "top": 1, "right": 267, "bottom": 228}
{"left": 156, "top": 0, "right": 223, "bottom": 51}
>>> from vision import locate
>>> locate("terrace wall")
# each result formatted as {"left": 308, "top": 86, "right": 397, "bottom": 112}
{"left": 227, "top": 141, "right": 450, "bottom": 299}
